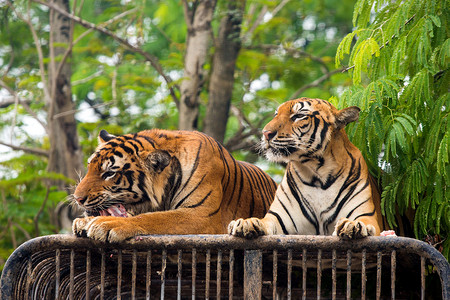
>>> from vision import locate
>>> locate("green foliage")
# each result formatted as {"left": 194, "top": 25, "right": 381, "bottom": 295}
{"left": 0, "top": 0, "right": 366, "bottom": 270}
{"left": 0, "top": 154, "right": 74, "bottom": 272}
{"left": 336, "top": 0, "right": 449, "bottom": 258}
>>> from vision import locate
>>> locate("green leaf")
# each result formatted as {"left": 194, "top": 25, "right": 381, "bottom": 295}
{"left": 437, "top": 133, "right": 449, "bottom": 177}
{"left": 335, "top": 30, "right": 360, "bottom": 67}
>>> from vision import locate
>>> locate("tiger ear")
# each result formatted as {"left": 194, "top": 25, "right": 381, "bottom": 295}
{"left": 98, "top": 130, "right": 116, "bottom": 144}
{"left": 335, "top": 106, "right": 360, "bottom": 129}
{"left": 145, "top": 150, "right": 171, "bottom": 173}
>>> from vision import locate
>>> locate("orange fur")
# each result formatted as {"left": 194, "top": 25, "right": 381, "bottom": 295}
{"left": 73, "top": 130, "right": 277, "bottom": 242}
{"left": 229, "top": 98, "right": 383, "bottom": 239}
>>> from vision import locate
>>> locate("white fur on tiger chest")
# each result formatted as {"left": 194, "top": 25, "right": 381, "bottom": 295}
{"left": 275, "top": 161, "right": 370, "bottom": 236}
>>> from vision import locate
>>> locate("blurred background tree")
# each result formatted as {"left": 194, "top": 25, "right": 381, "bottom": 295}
{"left": 0, "top": 0, "right": 447, "bottom": 271}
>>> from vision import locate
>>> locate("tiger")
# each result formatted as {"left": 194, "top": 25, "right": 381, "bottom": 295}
{"left": 228, "top": 97, "right": 383, "bottom": 239}
{"left": 72, "top": 129, "right": 277, "bottom": 243}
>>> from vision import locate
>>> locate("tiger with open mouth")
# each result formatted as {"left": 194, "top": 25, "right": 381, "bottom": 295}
{"left": 72, "top": 129, "right": 277, "bottom": 242}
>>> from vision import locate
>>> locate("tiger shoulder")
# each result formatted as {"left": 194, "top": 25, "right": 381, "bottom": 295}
{"left": 229, "top": 97, "right": 394, "bottom": 239}
{"left": 72, "top": 129, "right": 277, "bottom": 242}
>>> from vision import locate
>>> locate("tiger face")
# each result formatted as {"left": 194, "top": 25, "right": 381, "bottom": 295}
{"left": 72, "top": 129, "right": 277, "bottom": 242}
{"left": 73, "top": 130, "right": 180, "bottom": 218}
{"left": 261, "top": 97, "right": 360, "bottom": 163}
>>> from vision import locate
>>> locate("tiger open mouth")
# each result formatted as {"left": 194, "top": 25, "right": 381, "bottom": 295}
{"left": 86, "top": 204, "right": 129, "bottom": 218}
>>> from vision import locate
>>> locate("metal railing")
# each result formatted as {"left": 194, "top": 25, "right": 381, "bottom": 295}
{"left": 1, "top": 234, "right": 449, "bottom": 299}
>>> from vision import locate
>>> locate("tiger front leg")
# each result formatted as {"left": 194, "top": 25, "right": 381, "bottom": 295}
{"left": 228, "top": 217, "right": 268, "bottom": 239}
{"left": 333, "top": 218, "right": 377, "bottom": 239}
{"left": 72, "top": 216, "right": 143, "bottom": 243}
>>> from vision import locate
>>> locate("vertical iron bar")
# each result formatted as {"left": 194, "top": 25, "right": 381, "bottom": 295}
{"left": 302, "top": 248, "right": 307, "bottom": 300}
{"left": 346, "top": 250, "right": 351, "bottom": 300}
{"left": 376, "top": 251, "right": 382, "bottom": 300}
{"left": 421, "top": 256, "right": 425, "bottom": 300}
{"left": 86, "top": 249, "right": 91, "bottom": 300}
{"left": 361, "top": 249, "right": 367, "bottom": 300}
{"left": 70, "top": 249, "right": 74, "bottom": 300}
{"left": 55, "top": 249, "right": 60, "bottom": 300}
{"left": 273, "top": 249, "right": 278, "bottom": 300}
{"left": 317, "top": 249, "right": 322, "bottom": 300}
{"left": 177, "top": 250, "right": 182, "bottom": 300}
{"left": 229, "top": 249, "right": 234, "bottom": 300}
{"left": 206, "top": 249, "right": 211, "bottom": 300}
{"left": 391, "top": 250, "right": 396, "bottom": 300}
{"left": 132, "top": 249, "right": 137, "bottom": 300}
{"left": 287, "top": 249, "right": 292, "bottom": 300}
{"left": 146, "top": 250, "right": 152, "bottom": 300}
{"left": 161, "top": 249, "right": 167, "bottom": 300}
{"left": 117, "top": 250, "right": 122, "bottom": 300}
{"left": 217, "top": 250, "right": 222, "bottom": 299}
{"left": 26, "top": 256, "right": 32, "bottom": 300}
{"left": 100, "top": 251, "right": 105, "bottom": 300}
{"left": 244, "top": 250, "right": 262, "bottom": 300}
{"left": 332, "top": 250, "right": 337, "bottom": 300}
{"left": 192, "top": 248, "right": 197, "bottom": 300}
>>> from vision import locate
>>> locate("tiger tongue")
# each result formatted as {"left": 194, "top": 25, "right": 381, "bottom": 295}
{"left": 100, "top": 204, "right": 128, "bottom": 217}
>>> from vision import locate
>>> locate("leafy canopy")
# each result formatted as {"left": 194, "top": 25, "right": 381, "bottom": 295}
{"left": 335, "top": 0, "right": 449, "bottom": 258}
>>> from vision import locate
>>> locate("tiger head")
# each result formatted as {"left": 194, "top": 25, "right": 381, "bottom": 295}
{"left": 72, "top": 130, "right": 180, "bottom": 217}
{"left": 261, "top": 97, "right": 360, "bottom": 163}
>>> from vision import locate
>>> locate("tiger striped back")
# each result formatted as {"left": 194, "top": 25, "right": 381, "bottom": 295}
{"left": 72, "top": 129, "right": 277, "bottom": 242}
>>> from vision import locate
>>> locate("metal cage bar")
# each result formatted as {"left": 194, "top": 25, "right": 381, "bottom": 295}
{"left": 1, "top": 234, "right": 449, "bottom": 300}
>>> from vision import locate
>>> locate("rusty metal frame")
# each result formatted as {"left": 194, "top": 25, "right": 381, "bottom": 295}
{"left": 1, "top": 234, "right": 449, "bottom": 299}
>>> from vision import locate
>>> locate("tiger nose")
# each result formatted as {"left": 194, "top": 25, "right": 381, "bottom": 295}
{"left": 75, "top": 196, "right": 87, "bottom": 205}
{"left": 263, "top": 130, "right": 277, "bottom": 141}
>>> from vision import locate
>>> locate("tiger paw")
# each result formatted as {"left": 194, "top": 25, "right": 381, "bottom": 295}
{"left": 72, "top": 216, "right": 94, "bottom": 237}
{"left": 333, "top": 218, "right": 376, "bottom": 239}
{"left": 228, "top": 218, "right": 267, "bottom": 239}
{"left": 72, "top": 216, "right": 141, "bottom": 243}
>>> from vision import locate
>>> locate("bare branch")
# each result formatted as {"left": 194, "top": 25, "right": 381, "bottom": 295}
{"left": 242, "top": 5, "right": 268, "bottom": 44}
{"left": 6, "top": 1, "right": 51, "bottom": 104}
{"left": 0, "top": 141, "right": 49, "bottom": 157}
{"left": 0, "top": 79, "right": 48, "bottom": 132}
{"left": 224, "top": 105, "right": 262, "bottom": 152}
{"left": 72, "top": 69, "right": 103, "bottom": 86}
{"left": 34, "top": 185, "right": 51, "bottom": 237}
{"left": 248, "top": 44, "right": 330, "bottom": 74}
{"left": 11, "top": 221, "right": 31, "bottom": 241}
{"left": 271, "top": 0, "right": 290, "bottom": 17}
{"left": 32, "top": 0, "right": 179, "bottom": 105}
{"left": 290, "top": 67, "right": 345, "bottom": 99}
{"left": 242, "top": 0, "right": 290, "bottom": 44}
{"left": 53, "top": 101, "right": 115, "bottom": 119}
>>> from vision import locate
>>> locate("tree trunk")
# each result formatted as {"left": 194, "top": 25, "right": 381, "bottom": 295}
{"left": 178, "top": 0, "right": 216, "bottom": 130}
{"left": 203, "top": 1, "right": 245, "bottom": 143}
{"left": 47, "top": 0, "right": 83, "bottom": 189}
{"left": 46, "top": 0, "right": 84, "bottom": 230}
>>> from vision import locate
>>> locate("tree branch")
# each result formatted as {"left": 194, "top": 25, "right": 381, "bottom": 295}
{"left": 242, "top": 0, "right": 290, "bottom": 44}
{"left": 34, "top": 185, "right": 50, "bottom": 237}
{"left": 224, "top": 105, "right": 262, "bottom": 152}
{"left": 6, "top": 1, "right": 51, "bottom": 104}
{"left": 0, "top": 141, "right": 49, "bottom": 157}
{"left": 341, "top": 14, "right": 416, "bottom": 73}
{"left": 290, "top": 67, "right": 345, "bottom": 99}
{"left": 0, "top": 79, "right": 48, "bottom": 133}
{"left": 248, "top": 44, "right": 329, "bottom": 73}
{"left": 32, "top": 0, "right": 179, "bottom": 106}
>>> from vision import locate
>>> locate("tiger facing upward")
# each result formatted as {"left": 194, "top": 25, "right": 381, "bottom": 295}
{"left": 228, "top": 97, "right": 383, "bottom": 239}
{"left": 72, "top": 129, "right": 277, "bottom": 242}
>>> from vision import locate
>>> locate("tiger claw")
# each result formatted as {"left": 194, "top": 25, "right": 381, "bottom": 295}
{"left": 228, "top": 217, "right": 267, "bottom": 239}
{"left": 333, "top": 218, "right": 376, "bottom": 239}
